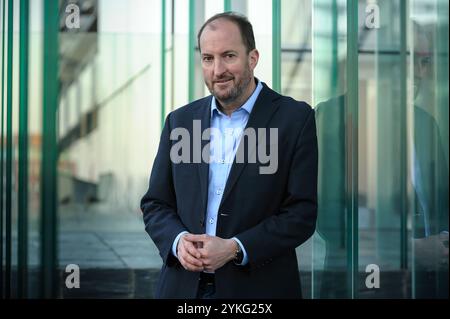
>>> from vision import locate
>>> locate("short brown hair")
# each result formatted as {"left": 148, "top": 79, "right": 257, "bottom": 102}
{"left": 197, "top": 12, "right": 256, "bottom": 54}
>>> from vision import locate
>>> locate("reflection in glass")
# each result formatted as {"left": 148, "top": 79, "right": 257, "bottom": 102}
{"left": 411, "top": 0, "right": 448, "bottom": 298}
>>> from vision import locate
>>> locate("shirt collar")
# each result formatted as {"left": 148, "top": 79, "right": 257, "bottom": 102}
{"left": 211, "top": 78, "right": 263, "bottom": 117}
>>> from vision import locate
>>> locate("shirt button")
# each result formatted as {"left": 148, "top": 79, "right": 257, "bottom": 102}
{"left": 216, "top": 189, "right": 222, "bottom": 195}
{"left": 220, "top": 158, "right": 225, "bottom": 164}
{"left": 209, "top": 218, "right": 214, "bottom": 224}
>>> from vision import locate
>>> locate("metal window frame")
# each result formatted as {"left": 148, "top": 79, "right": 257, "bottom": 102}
{"left": 345, "top": 0, "right": 359, "bottom": 299}
{"left": 272, "top": 0, "right": 281, "bottom": 92}
{"left": 188, "top": 0, "right": 195, "bottom": 102}
{"left": 161, "top": 0, "right": 166, "bottom": 128}
{"left": 0, "top": 0, "right": 6, "bottom": 299}
{"left": 224, "top": 0, "right": 231, "bottom": 12}
{"left": 4, "top": 0, "right": 14, "bottom": 299}
{"left": 18, "top": 0, "right": 30, "bottom": 299}
{"left": 41, "top": 0, "right": 59, "bottom": 299}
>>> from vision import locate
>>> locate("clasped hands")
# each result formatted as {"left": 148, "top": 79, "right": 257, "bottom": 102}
{"left": 414, "top": 231, "right": 449, "bottom": 271}
{"left": 177, "top": 233, "right": 238, "bottom": 272}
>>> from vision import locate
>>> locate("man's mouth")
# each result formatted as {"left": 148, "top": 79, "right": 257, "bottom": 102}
{"left": 214, "top": 78, "right": 233, "bottom": 85}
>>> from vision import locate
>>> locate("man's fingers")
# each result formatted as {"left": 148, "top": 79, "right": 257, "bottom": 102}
{"left": 185, "top": 242, "right": 202, "bottom": 259}
{"left": 179, "top": 253, "right": 203, "bottom": 271}
{"left": 198, "top": 247, "right": 208, "bottom": 258}
{"left": 178, "top": 234, "right": 215, "bottom": 272}
{"left": 183, "top": 251, "right": 203, "bottom": 267}
{"left": 178, "top": 254, "right": 189, "bottom": 270}
{"left": 179, "top": 242, "right": 204, "bottom": 270}
{"left": 184, "top": 233, "right": 208, "bottom": 243}
{"left": 181, "top": 237, "right": 202, "bottom": 258}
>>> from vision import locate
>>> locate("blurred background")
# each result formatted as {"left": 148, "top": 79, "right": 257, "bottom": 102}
{"left": 0, "top": 0, "right": 448, "bottom": 298}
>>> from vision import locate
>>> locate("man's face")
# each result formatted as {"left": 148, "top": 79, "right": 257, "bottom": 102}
{"left": 413, "top": 26, "right": 435, "bottom": 109}
{"left": 199, "top": 19, "right": 259, "bottom": 105}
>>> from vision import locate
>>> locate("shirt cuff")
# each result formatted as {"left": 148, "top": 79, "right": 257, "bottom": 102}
{"left": 232, "top": 237, "right": 248, "bottom": 266}
{"left": 172, "top": 231, "right": 188, "bottom": 258}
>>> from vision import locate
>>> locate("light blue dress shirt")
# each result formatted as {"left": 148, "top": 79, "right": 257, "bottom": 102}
{"left": 172, "top": 80, "right": 263, "bottom": 266}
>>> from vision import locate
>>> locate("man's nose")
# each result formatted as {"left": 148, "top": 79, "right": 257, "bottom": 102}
{"left": 213, "top": 59, "right": 226, "bottom": 77}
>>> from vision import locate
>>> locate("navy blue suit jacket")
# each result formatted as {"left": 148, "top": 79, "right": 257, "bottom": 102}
{"left": 141, "top": 83, "right": 318, "bottom": 298}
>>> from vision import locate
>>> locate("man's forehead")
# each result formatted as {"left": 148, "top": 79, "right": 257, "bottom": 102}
{"left": 200, "top": 19, "right": 244, "bottom": 51}
{"left": 202, "top": 19, "right": 242, "bottom": 40}
{"left": 204, "top": 18, "right": 238, "bottom": 31}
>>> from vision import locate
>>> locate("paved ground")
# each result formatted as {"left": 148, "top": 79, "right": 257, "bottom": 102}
{"left": 15, "top": 203, "right": 413, "bottom": 298}
{"left": 53, "top": 203, "right": 319, "bottom": 270}
{"left": 53, "top": 204, "right": 398, "bottom": 270}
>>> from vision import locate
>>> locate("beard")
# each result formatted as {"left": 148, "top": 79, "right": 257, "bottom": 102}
{"left": 414, "top": 77, "right": 435, "bottom": 111}
{"left": 206, "top": 65, "right": 252, "bottom": 105}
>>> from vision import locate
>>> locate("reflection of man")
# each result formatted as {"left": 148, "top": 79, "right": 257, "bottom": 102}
{"left": 315, "top": 94, "right": 347, "bottom": 298}
{"left": 141, "top": 12, "right": 318, "bottom": 298}
{"left": 412, "top": 22, "right": 448, "bottom": 298}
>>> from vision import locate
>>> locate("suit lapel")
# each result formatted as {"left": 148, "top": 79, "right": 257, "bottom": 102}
{"left": 194, "top": 97, "right": 212, "bottom": 220}
{"left": 219, "top": 83, "right": 281, "bottom": 206}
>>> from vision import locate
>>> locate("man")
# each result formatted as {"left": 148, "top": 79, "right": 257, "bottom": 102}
{"left": 141, "top": 12, "right": 318, "bottom": 299}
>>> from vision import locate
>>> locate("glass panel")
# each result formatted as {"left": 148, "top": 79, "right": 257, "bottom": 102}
{"left": 410, "top": 0, "right": 448, "bottom": 299}
{"left": 27, "top": 0, "right": 42, "bottom": 298}
{"left": 10, "top": 0, "right": 20, "bottom": 298}
{"left": 281, "top": 0, "right": 312, "bottom": 104}
{"left": 247, "top": 0, "right": 272, "bottom": 88}
{"left": 170, "top": 0, "right": 189, "bottom": 109}
{"left": 1, "top": 0, "right": 20, "bottom": 298}
{"left": 312, "top": 0, "right": 351, "bottom": 298}
{"left": 57, "top": 0, "right": 162, "bottom": 298}
{"left": 357, "top": 0, "right": 408, "bottom": 298}
{"left": 280, "top": 0, "right": 314, "bottom": 298}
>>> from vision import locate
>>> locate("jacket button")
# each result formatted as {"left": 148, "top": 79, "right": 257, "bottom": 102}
{"left": 200, "top": 220, "right": 204, "bottom": 227}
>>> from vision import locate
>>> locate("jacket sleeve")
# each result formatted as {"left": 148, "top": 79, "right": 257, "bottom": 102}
{"left": 140, "top": 113, "right": 186, "bottom": 266}
{"left": 236, "top": 109, "right": 318, "bottom": 268}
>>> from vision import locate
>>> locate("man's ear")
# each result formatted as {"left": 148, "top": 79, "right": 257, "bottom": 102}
{"left": 249, "top": 49, "right": 259, "bottom": 70}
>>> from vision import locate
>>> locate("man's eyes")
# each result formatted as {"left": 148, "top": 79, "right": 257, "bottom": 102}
{"left": 202, "top": 54, "right": 236, "bottom": 62}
